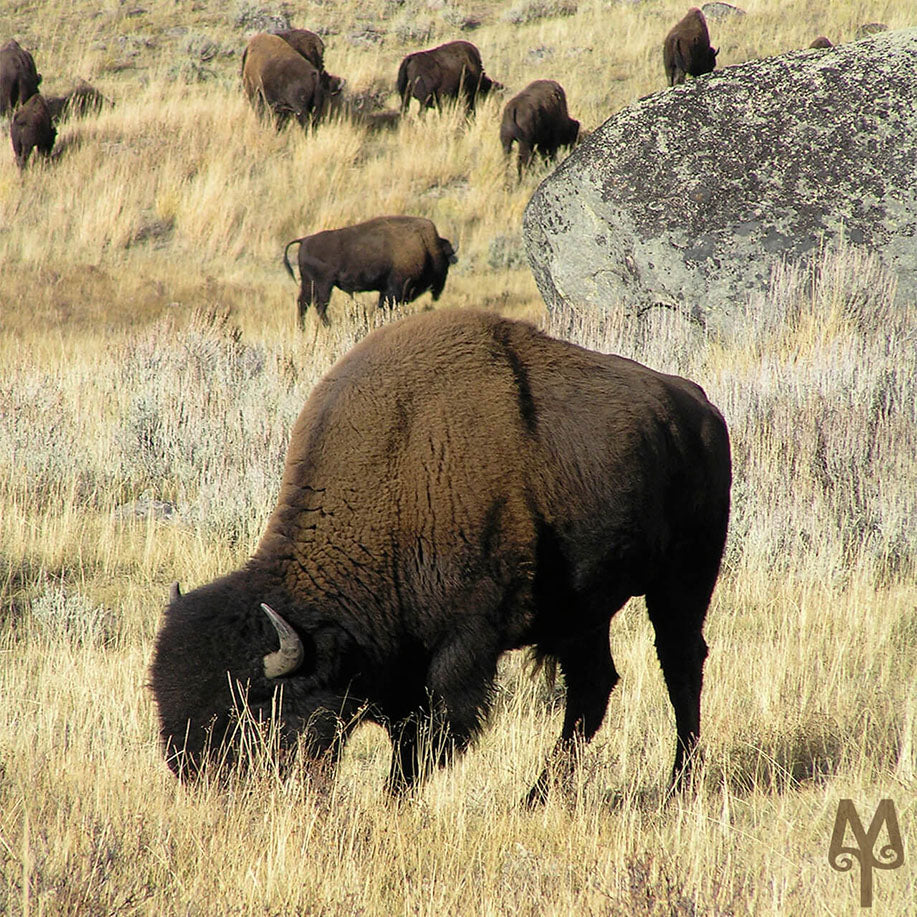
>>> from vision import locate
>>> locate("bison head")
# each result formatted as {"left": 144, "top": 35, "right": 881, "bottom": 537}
{"left": 149, "top": 579, "right": 363, "bottom": 780}
{"left": 440, "top": 238, "right": 458, "bottom": 265}
{"left": 703, "top": 46, "right": 718, "bottom": 74}
{"left": 562, "top": 117, "right": 581, "bottom": 149}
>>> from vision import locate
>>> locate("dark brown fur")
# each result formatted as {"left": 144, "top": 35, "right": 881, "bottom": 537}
{"left": 241, "top": 33, "right": 337, "bottom": 129}
{"left": 0, "top": 39, "right": 41, "bottom": 115}
{"left": 500, "top": 80, "right": 580, "bottom": 178}
{"left": 149, "top": 309, "right": 731, "bottom": 801}
{"left": 11, "top": 92, "right": 55, "bottom": 169}
{"left": 396, "top": 40, "right": 502, "bottom": 114}
{"left": 809, "top": 36, "right": 833, "bottom": 49}
{"left": 283, "top": 215, "right": 457, "bottom": 326}
{"left": 271, "top": 28, "right": 325, "bottom": 70}
{"left": 663, "top": 8, "right": 718, "bottom": 86}
{"left": 45, "top": 79, "right": 109, "bottom": 122}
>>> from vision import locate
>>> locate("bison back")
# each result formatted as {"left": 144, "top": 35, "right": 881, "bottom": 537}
{"left": 272, "top": 29, "right": 325, "bottom": 70}
{"left": 256, "top": 309, "right": 730, "bottom": 623}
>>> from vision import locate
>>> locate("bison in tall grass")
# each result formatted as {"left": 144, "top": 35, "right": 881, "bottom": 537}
{"left": 500, "top": 80, "right": 580, "bottom": 178}
{"left": 282, "top": 215, "right": 457, "bottom": 326}
{"left": 241, "top": 33, "right": 340, "bottom": 129}
{"left": 396, "top": 40, "right": 502, "bottom": 114}
{"left": 0, "top": 38, "right": 41, "bottom": 115}
{"left": 150, "top": 309, "right": 732, "bottom": 802}
{"left": 11, "top": 93, "right": 55, "bottom": 169}
{"left": 663, "top": 8, "right": 718, "bottom": 86}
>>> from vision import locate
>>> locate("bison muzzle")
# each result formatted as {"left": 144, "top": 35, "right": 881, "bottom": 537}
{"left": 149, "top": 309, "right": 731, "bottom": 801}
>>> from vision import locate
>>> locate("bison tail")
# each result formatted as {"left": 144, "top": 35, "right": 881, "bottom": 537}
{"left": 282, "top": 239, "right": 302, "bottom": 282}
{"left": 395, "top": 57, "right": 410, "bottom": 106}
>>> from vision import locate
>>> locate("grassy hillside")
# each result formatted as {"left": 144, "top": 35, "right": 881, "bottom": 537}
{"left": 2, "top": 0, "right": 916, "bottom": 914}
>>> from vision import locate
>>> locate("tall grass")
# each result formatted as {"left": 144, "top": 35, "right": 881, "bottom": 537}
{"left": 2, "top": 0, "right": 916, "bottom": 913}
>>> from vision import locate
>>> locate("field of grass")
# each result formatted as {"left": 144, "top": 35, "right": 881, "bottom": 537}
{"left": 2, "top": 0, "right": 916, "bottom": 913}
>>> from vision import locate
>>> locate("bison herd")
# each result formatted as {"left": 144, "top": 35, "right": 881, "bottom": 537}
{"left": 2, "top": 8, "right": 844, "bottom": 325}
{"left": 10, "top": 5, "right": 877, "bottom": 801}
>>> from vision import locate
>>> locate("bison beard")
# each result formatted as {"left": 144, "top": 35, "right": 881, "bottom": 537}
{"left": 149, "top": 309, "right": 731, "bottom": 801}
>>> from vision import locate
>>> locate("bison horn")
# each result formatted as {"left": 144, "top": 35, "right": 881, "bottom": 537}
{"left": 170, "top": 581, "right": 181, "bottom": 603}
{"left": 261, "top": 603, "right": 304, "bottom": 678}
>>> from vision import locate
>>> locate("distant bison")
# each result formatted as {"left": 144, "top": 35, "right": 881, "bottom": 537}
{"left": 809, "top": 36, "right": 833, "bottom": 49}
{"left": 149, "top": 308, "right": 732, "bottom": 801}
{"left": 283, "top": 215, "right": 457, "bottom": 326}
{"left": 45, "top": 79, "right": 110, "bottom": 122}
{"left": 0, "top": 39, "right": 41, "bottom": 115}
{"left": 271, "top": 28, "right": 325, "bottom": 70}
{"left": 664, "top": 8, "right": 718, "bottom": 86}
{"left": 11, "top": 92, "right": 55, "bottom": 169}
{"left": 241, "top": 33, "right": 340, "bottom": 129}
{"left": 396, "top": 40, "right": 501, "bottom": 114}
{"left": 500, "top": 80, "right": 579, "bottom": 178}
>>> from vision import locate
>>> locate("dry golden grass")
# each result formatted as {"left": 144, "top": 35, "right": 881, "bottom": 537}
{"left": 2, "top": 0, "right": 916, "bottom": 914}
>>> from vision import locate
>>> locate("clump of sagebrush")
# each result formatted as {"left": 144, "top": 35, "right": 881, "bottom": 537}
{"left": 30, "top": 576, "right": 117, "bottom": 646}
{"left": 501, "top": 0, "right": 578, "bottom": 24}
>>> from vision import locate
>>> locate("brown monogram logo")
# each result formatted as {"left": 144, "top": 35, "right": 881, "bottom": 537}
{"left": 828, "top": 799, "right": 904, "bottom": 907}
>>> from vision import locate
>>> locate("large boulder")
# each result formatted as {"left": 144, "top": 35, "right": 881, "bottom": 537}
{"left": 524, "top": 28, "right": 917, "bottom": 332}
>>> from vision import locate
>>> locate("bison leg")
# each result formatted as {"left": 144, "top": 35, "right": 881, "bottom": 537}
{"left": 516, "top": 141, "right": 533, "bottom": 179}
{"left": 526, "top": 627, "right": 619, "bottom": 805}
{"left": 299, "top": 277, "right": 333, "bottom": 327}
{"left": 385, "top": 621, "right": 501, "bottom": 795}
{"left": 645, "top": 570, "right": 718, "bottom": 792}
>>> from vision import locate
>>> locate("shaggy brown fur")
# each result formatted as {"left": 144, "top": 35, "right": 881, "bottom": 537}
{"left": 11, "top": 92, "right": 55, "bottom": 169}
{"left": 283, "top": 215, "right": 457, "bottom": 326}
{"left": 396, "top": 40, "right": 502, "bottom": 114}
{"left": 271, "top": 28, "right": 325, "bottom": 70}
{"left": 45, "top": 79, "right": 109, "bottom": 122}
{"left": 0, "top": 39, "right": 41, "bottom": 115}
{"left": 663, "top": 8, "right": 718, "bottom": 86}
{"left": 149, "top": 309, "right": 731, "bottom": 801}
{"left": 241, "top": 33, "right": 337, "bottom": 129}
{"left": 809, "top": 36, "right": 833, "bottom": 49}
{"left": 500, "top": 80, "right": 580, "bottom": 178}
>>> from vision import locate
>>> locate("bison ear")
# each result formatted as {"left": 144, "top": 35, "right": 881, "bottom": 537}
{"left": 170, "top": 581, "right": 181, "bottom": 603}
{"left": 711, "top": 47, "right": 719, "bottom": 59}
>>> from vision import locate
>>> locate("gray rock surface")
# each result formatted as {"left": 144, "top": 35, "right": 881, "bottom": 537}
{"left": 701, "top": 2, "right": 746, "bottom": 20}
{"left": 523, "top": 29, "right": 917, "bottom": 331}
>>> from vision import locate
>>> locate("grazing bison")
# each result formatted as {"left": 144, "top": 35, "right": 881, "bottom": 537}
{"left": 149, "top": 308, "right": 732, "bottom": 802}
{"left": 809, "top": 36, "right": 833, "bottom": 49}
{"left": 241, "top": 33, "right": 339, "bottom": 129}
{"left": 11, "top": 93, "right": 55, "bottom": 169}
{"left": 282, "top": 215, "right": 457, "bottom": 326}
{"left": 500, "top": 80, "right": 580, "bottom": 178}
{"left": 45, "top": 79, "right": 109, "bottom": 122}
{"left": 0, "top": 39, "right": 41, "bottom": 115}
{"left": 663, "top": 8, "right": 718, "bottom": 86}
{"left": 396, "top": 40, "right": 501, "bottom": 114}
